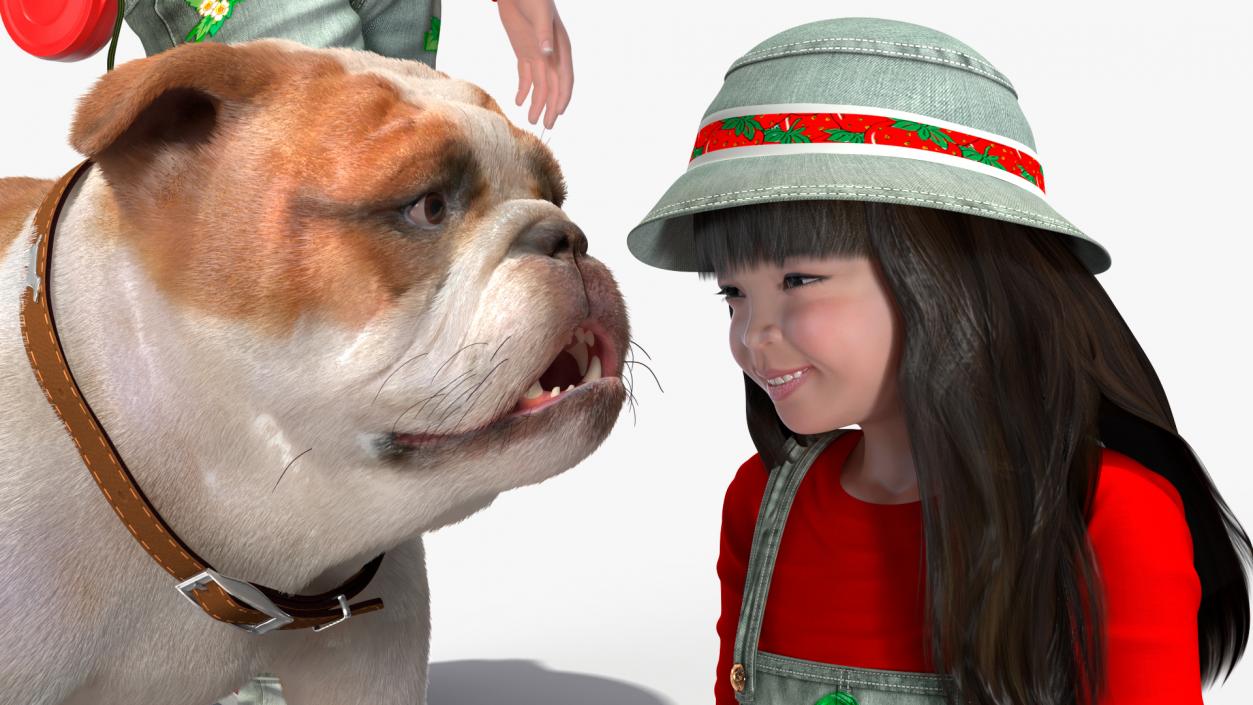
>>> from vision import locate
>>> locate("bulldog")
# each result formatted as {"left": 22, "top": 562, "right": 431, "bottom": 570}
{"left": 0, "top": 39, "right": 628, "bottom": 704}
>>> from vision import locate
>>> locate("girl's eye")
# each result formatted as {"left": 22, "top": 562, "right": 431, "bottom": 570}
{"left": 404, "top": 192, "right": 447, "bottom": 228}
{"left": 714, "top": 275, "right": 823, "bottom": 300}
{"left": 784, "top": 274, "right": 823, "bottom": 288}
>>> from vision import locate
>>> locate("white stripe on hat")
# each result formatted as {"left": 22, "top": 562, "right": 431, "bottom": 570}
{"left": 687, "top": 142, "right": 1048, "bottom": 199}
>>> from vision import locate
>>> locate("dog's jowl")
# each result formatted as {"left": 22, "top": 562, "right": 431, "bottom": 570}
{"left": 0, "top": 39, "right": 628, "bottom": 705}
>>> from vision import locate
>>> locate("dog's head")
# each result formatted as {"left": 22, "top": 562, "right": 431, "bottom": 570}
{"left": 67, "top": 39, "right": 629, "bottom": 551}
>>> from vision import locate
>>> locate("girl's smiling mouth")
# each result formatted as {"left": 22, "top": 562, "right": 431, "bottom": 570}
{"left": 764, "top": 365, "right": 812, "bottom": 401}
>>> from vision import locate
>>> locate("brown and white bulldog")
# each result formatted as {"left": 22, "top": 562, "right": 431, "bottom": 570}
{"left": 0, "top": 38, "right": 628, "bottom": 704}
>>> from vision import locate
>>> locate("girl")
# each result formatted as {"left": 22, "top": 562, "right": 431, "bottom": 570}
{"left": 627, "top": 17, "right": 1251, "bottom": 705}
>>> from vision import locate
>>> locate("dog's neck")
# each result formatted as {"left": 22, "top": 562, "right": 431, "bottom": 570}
{"left": 33, "top": 166, "right": 444, "bottom": 594}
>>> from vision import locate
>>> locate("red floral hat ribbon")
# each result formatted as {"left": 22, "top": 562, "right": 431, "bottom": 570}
{"left": 689, "top": 103, "right": 1046, "bottom": 196}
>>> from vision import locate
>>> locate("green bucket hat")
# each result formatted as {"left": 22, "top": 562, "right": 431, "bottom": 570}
{"left": 627, "top": 17, "right": 1111, "bottom": 274}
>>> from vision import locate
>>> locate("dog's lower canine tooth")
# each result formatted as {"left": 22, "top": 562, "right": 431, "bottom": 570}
{"left": 549, "top": 387, "right": 560, "bottom": 398}
{"left": 525, "top": 380, "right": 543, "bottom": 399}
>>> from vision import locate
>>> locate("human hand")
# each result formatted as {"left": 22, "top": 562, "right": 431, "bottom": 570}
{"left": 495, "top": 0, "right": 573, "bottom": 129}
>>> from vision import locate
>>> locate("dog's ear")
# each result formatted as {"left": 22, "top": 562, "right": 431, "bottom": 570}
{"left": 68, "top": 41, "right": 277, "bottom": 160}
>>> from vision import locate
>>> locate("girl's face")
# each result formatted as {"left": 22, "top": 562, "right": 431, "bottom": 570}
{"left": 717, "top": 255, "right": 903, "bottom": 434}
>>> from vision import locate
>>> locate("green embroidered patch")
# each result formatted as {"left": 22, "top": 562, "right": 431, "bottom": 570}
{"left": 424, "top": 16, "right": 441, "bottom": 52}
{"left": 185, "top": 0, "right": 245, "bottom": 43}
{"left": 814, "top": 691, "right": 859, "bottom": 705}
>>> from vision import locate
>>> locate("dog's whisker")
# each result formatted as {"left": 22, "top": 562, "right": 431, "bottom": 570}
{"left": 420, "top": 368, "right": 482, "bottom": 424}
{"left": 393, "top": 369, "right": 475, "bottom": 434}
{"left": 439, "top": 358, "right": 510, "bottom": 436}
{"left": 272, "top": 447, "right": 313, "bottom": 493}
{"left": 622, "top": 359, "right": 664, "bottom": 394}
{"left": 431, "top": 341, "right": 488, "bottom": 382}
{"left": 623, "top": 366, "right": 639, "bottom": 426}
{"left": 372, "top": 352, "right": 430, "bottom": 405}
{"left": 489, "top": 334, "right": 513, "bottom": 363}
{"left": 628, "top": 338, "right": 653, "bottom": 361}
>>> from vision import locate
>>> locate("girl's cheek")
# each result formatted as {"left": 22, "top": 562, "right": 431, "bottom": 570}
{"left": 728, "top": 317, "right": 751, "bottom": 372}
{"left": 789, "top": 299, "right": 846, "bottom": 357}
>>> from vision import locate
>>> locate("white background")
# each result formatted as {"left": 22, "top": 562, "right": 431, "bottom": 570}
{"left": 2, "top": 1, "right": 1250, "bottom": 703}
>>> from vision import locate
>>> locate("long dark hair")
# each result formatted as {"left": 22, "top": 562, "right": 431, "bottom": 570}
{"left": 693, "top": 199, "right": 1251, "bottom": 705}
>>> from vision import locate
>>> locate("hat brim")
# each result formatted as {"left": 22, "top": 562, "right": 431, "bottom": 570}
{"left": 627, "top": 152, "right": 1111, "bottom": 274}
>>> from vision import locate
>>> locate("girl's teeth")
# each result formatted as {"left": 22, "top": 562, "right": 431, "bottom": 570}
{"left": 769, "top": 369, "right": 805, "bottom": 385}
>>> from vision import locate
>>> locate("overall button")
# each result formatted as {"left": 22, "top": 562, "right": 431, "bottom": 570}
{"left": 814, "top": 692, "right": 858, "bottom": 705}
{"left": 730, "top": 663, "right": 746, "bottom": 693}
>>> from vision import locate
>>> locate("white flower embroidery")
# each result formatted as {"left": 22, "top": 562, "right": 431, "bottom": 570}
{"left": 209, "top": 1, "right": 230, "bottom": 21}
{"left": 197, "top": 0, "right": 214, "bottom": 16}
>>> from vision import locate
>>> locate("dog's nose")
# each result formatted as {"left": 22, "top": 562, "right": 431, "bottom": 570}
{"left": 511, "top": 217, "right": 588, "bottom": 259}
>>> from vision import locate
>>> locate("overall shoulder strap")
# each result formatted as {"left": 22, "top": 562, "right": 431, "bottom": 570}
{"left": 729, "top": 429, "right": 847, "bottom": 702}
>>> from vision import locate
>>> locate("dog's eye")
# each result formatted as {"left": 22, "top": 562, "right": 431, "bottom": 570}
{"left": 404, "top": 192, "right": 447, "bottom": 228}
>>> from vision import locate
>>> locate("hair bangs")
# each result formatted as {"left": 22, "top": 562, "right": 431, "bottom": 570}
{"left": 692, "top": 199, "right": 870, "bottom": 281}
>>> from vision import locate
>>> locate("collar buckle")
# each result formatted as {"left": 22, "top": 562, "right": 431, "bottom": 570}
{"left": 176, "top": 569, "right": 295, "bottom": 635}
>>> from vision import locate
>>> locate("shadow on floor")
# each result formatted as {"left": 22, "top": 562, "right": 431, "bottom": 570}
{"left": 428, "top": 659, "right": 674, "bottom": 705}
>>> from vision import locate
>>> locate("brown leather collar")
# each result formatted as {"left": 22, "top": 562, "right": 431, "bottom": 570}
{"left": 18, "top": 160, "right": 385, "bottom": 633}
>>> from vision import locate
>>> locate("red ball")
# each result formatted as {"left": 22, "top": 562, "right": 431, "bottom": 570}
{"left": 1, "top": 0, "right": 119, "bottom": 61}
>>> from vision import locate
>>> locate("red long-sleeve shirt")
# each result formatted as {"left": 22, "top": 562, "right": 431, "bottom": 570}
{"left": 715, "top": 429, "right": 1203, "bottom": 704}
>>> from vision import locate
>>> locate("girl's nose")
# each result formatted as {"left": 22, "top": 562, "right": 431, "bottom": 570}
{"left": 742, "top": 313, "right": 783, "bottom": 350}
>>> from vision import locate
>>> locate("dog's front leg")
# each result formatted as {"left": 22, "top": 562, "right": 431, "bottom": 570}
{"left": 264, "top": 537, "right": 432, "bottom": 705}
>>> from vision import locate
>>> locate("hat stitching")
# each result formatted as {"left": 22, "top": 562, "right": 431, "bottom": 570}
{"left": 649, "top": 183, "right": 1074, "bottom": 229}
{"left": 728, "top": 46, "right": 1016, "bottom": 95}
{"left": 737, "top": 36, "right": 1001, "bottom": 75}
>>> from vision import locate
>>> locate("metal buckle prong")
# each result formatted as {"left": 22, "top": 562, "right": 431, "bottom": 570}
{"left": 176, "top": 569, "right": 295, "bottom": 635}
{"left": 312, "top": 595, "right": 352, "bottom": 632}
{"left": 25, "top": 234, "right": 43, "bottom": 301}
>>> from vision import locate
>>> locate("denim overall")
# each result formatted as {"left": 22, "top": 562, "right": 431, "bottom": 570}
{"left": 731, "top": 430, "right": 960, "bottom": 705}
{"left": 124, "top": 0, "right": 442, "bottom": 67}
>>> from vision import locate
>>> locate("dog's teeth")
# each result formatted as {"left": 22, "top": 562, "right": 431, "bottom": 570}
{"left": 566, "top": 337, "right": 589, "bottom": 376}
{"left": 525, "top": 380, "right": 543, "bottom": 399}
{"left": 549, "top": 387, "right": 561, "bottom": 398}
{"left": 586, "top": 331, "right": 595, "bottom": 347}
{"left": 580, "top": 354, "right": 602, "bottom": 383}
{"left": 564, "top": 384, "right": 575, "bottom": 392}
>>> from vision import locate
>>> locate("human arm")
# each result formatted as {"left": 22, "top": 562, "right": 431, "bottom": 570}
{"left": 1088, "top": 451, "right": 1204, "bottom": 704}
{"left": 493, "top": 0, "right": 573, "bottom": 129}
{"left": 716, "top": 454, "right": 769, "bottom": 705}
